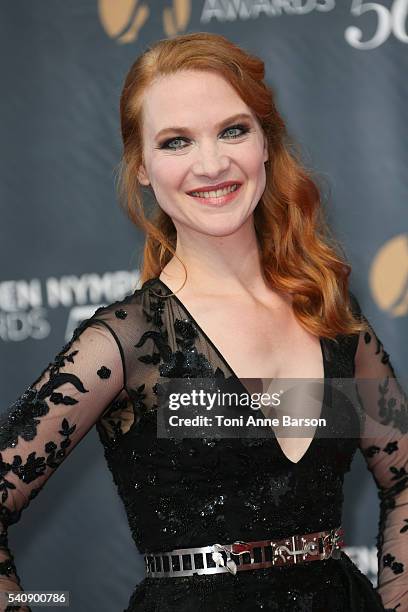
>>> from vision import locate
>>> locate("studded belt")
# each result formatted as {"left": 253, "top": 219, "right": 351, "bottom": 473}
{"left": 144, "top": 526, "right": 344, "bottom": 577}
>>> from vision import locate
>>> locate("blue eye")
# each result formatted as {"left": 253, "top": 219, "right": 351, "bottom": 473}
{"left": 223, "top": 125, "right": 249, "bottom": 139}
{"left": 161, "top": 137, "right": 186, "bottom": 150}
{"left": 158, "top": 123, "right": 251, "bottom": 151}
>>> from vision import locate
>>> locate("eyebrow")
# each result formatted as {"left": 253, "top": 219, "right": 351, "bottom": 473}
{"left": 154, "top": 113, "right": 254, "bottom": 141}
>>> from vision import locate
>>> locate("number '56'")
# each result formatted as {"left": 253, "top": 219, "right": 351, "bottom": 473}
{"left": 346, "top": 0, "right": 408, "bottom": 49}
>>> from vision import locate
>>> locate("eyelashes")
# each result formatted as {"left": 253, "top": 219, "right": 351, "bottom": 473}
{"left": 157, "top": 123, "right": 252, "bottom": 151}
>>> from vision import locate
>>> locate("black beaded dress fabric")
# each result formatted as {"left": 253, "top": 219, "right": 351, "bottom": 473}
{"left": 0, "top": 278, "right": 407, "bottom": 612}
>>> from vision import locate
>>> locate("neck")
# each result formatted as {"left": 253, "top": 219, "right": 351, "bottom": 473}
{"left": 159, "top": 215, "right": 268, "bottom": 297}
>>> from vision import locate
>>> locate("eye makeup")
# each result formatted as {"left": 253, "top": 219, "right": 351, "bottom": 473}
{"left": 156, "top": 123, "right": 252, "bottom": 151}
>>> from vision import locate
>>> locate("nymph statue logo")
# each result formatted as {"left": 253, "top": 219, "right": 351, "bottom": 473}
{"left": 370, "top": 233, "right": 408, "bottom": 317}
{"left": 98, "top": 0, "right": 192, "bottom": 43}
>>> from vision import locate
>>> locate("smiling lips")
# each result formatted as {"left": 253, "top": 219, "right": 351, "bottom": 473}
{"left": 187, "top": 181, "right": 242, "bottom": 206}
{"left": 187, "top": 180, "right": 241, "bottom": 195}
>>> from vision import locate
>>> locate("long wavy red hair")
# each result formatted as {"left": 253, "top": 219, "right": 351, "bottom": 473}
{"left": 117, "top": 31, "right": 366, "bottom": 341}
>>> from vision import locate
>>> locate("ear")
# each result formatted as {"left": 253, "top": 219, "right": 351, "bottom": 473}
{"left": 263, "top": 134, "right": 269, "bottom": 164}
{"left": 137, "top": 163, "right": 150, "bottom": 186}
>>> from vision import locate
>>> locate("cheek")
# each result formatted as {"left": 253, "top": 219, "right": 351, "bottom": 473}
{"left": 151, "top": 156, "right": 187, "bottom": 189}
{"left": 148, "top": 158, "right": 186, "bottom": 217}
{"left": 231, "top": 141, "right": 266, "bottom": 176}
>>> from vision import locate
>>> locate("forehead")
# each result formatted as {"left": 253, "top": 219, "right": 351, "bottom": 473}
{"left": 139, "top": 70, "right": 255, "bottom": 135}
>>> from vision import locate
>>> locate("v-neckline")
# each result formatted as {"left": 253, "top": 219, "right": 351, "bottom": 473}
{"left": 151, "top": 277, "right": 328, "bottom": 465}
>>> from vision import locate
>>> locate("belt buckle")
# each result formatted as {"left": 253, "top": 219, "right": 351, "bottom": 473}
{"left": 272, "top": 534, "right": 310, "bottom": 565}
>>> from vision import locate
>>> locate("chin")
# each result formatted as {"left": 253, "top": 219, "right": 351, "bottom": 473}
{"left": 189, "top": 218, "right": 252, "bottom": 238}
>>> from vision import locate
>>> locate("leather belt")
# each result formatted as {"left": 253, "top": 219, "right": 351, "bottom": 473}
{"left": 144, "top": 526, "right": 344, "bottom": 577}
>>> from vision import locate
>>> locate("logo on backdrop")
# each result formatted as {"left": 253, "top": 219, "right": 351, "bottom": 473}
{"left": 345, "top": 0, "right": 408, "bottom": 50}
{"left": 98, "top": 0, "right": 408, "bottom": 51}
{"left": 98, "top": 0, "right": 191, "bottom": 43}
{"left": 0, "top": 270, "right": 139, "bottom": 343}
{"left": 370, "top": 233, "right": 408, "bottom": 317}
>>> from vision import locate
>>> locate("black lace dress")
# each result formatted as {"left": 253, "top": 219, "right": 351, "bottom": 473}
{"left": 0, "top": 278, "right": 407, "bottom": 612}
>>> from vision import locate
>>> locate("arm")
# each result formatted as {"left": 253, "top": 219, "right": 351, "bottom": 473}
{"left": 0, "top": 317, "right": 126, "bottom": 611}
{"left": 353, "top": 298, "right": 408, "bottom": 611}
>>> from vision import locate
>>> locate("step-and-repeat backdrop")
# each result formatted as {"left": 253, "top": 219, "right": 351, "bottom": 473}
{"left": 1, "top": 2, "right": 407, "bottom": 611}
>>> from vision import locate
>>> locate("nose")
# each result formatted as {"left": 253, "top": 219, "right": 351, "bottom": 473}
{"left": 191, "top": 142, "right": 230, "bottom": 178}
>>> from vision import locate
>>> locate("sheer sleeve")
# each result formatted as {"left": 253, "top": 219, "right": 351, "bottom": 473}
{"left": 0, "top": 315, "right": 126, "bottom": 612}
{"left": 352, "top": 293, "right": 408, "bottom": 612}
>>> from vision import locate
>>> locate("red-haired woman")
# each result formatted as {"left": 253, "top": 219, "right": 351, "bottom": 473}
{"left": 1, "top": 33, "right": 406, "bottom": 612}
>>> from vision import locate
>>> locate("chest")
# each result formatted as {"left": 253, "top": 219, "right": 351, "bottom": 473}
{"left": 174, "top": 298, "right": 324, "bottom": 381}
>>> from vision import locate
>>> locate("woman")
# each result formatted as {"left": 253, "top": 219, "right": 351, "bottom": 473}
{"left": 0, "top": 32, "right": 406, "bottom": 612}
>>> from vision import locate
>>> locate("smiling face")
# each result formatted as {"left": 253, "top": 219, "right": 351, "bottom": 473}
{"left": 137, "top": 70, "right": 269, "bottom": 239}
